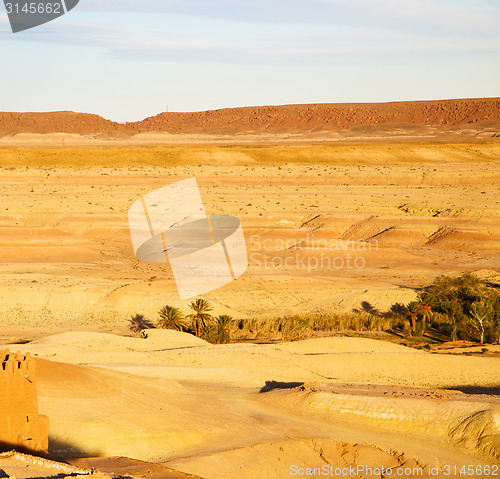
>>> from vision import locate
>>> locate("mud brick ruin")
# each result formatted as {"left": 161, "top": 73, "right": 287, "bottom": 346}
{"left": 0, "top": 350, "right": 48, "bottom": 454}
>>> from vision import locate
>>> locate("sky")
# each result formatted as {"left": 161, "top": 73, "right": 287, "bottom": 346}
{"left": 1, "top": 0, "right": 499, "bottom": 122}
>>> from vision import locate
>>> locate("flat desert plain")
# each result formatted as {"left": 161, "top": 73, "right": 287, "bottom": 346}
{"left": 0, "top": 138, "right": 499, "bottom": 478}
{"left": 0, "top": 141, "right": 499, "bottom": 329}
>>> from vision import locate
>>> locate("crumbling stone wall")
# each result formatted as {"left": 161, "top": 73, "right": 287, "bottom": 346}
{"left": 0, "top": 350, "right": 48, "bottom": 454}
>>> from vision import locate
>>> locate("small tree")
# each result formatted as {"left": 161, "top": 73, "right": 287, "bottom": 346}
{"left": 157, "top": 305, "right": 187, "bottom": 331}
{"left": 469, "top": 300, "right": 493, "bottom": 344}
{"left": 188, "top": 298, "right": 214, "bottom": 337}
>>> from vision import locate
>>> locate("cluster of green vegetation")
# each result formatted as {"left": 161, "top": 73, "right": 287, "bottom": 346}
{"left": 146, "top": 305, "right": 399, "bottom": 343}
{"left": 233, "top": 312, "right": 399, "bottom": 342}
{"left": 401, "top": 273, "right": 500, "bottom": 344}
{"left": 136, "top": 274, "right": 499, "bottom": 345}
{"left": 155, "top": 298, "right": 233, "bottom": 344}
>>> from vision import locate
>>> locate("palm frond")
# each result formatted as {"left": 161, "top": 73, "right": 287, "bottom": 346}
{"left": 157, "top": 305, "right": 187, "bottom": 331}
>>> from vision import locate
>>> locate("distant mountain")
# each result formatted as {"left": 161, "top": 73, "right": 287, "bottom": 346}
{"left": 1, "top": 98, "right": 499, "bottom": 136}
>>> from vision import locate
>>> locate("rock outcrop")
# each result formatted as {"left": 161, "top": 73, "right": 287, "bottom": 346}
{"left": 0, "top": 98, "right": 499, "bottom": 135}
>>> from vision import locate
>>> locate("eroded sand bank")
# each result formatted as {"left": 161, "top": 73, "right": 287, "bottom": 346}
{"left": 6, "top": 330, "right": 498, "bottom": 478}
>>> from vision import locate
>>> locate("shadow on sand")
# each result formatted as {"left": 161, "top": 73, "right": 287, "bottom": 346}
{"left": 48, "top": 437, "right": 102, "bottom": 461}
{"left": 446, "top": 386, "right": 500, "bottom": 396}
{"left": 260, "top": 381, "right": 304, "bottom": 393}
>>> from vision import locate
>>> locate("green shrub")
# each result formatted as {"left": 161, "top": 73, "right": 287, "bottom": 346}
{"left": 417, "top": 273, "right": 499, "bottom": 344}
{"left": 234, "top": 311, "right": 398, "bottom": 342}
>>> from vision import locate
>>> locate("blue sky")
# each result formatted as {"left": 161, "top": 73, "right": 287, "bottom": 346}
{"left": 1, "top": 0, "right": 499, "bottom": 122}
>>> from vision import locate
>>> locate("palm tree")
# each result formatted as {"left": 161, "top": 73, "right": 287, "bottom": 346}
{"left": 457, "top": 285, "right": 478, "bottom": 313}
{"left": 157, "top": 305, "right": 187, "bottom": 331}
{"left": 418, "top": 298, "right": 432, "bottom": 331}
{"left": 406, "top": 301, "right": 422, "bottom": 335}
{"left": 215, "top": 314, "right": 233, "bottom": 344}
{"left": 188, "top": 298, "right": 214, "bottom": 337}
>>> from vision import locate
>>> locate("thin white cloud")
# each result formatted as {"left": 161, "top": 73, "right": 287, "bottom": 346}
{"left": 75, "top": 0, "right": 500, "bottom": 36}
{"left": 319, "top": 0, "right": 500, "bottom": 33}
{"left": 2, "top": 13, "right": 498, "bottom": 67}
{"left": 1, "top": 0, "right": 498, "bottom": 66}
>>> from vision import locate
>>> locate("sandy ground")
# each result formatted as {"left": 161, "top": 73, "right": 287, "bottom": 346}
{"left": 4, "top": 329, "right": 498, "bottom": 478}
{"left": 0, "top": 138, "right": 499, "bottom": 478}
{"left": 0, "top": 126, "right": 499, "bottom": 146}
{"left": 0, "top": 141, "right": 499, "bottom": 337}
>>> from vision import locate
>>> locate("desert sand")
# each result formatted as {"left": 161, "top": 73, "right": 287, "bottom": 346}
{"left": 0, "top": 141, "right": 499, "bottom": 334}
{"left": 3, "top": 329, "right": 498, "bottom": 478}
{"left": 0, "top": 101, "right": 499, "bottom": 477}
